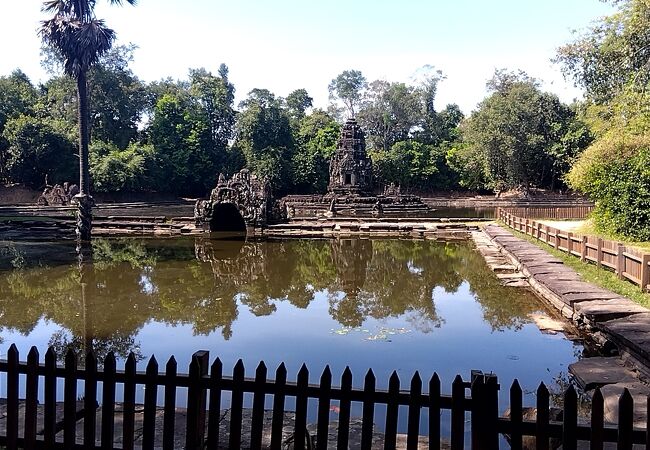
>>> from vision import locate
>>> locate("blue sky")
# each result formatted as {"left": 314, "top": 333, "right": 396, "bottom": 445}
{"left": 1, "top": 0, "right": 615, "bottom": 113}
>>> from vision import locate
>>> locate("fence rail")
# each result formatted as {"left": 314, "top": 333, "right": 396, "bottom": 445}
{"left": 0, "top": 344, "right": 648, "bottom": 449}
{"left": 499, "top": 205, "right": 594, "bottom": 220}
{"left": 498, "top": 209, "right": 650, "bottom": 293}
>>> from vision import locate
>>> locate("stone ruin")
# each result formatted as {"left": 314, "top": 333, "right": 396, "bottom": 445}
{"left": 36, "top": 182, "right": 79, "bottom": 206}
{"left": 194, "top": 169, "right": 273, "bottom": 231}
{"left": 195, "top": 122, "right": 432, "bottom": 232}
{"left": 328, "top": 118, "right": 373, "bottom": 195}
{"left": 281, "top": 118, "right": 431, "bottom": 219}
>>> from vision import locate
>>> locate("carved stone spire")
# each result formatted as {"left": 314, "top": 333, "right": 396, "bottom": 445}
{"left": 328, "top": 118, "right": 373, "bottom": 195}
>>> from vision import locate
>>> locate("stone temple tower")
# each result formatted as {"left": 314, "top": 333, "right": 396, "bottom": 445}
{"left": 328, "top": 118, "right": 373, "bottom": 195}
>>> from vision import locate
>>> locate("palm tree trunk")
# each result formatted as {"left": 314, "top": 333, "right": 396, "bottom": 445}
{"left": 75, "top": 70, "right": 93, "bottom": 241}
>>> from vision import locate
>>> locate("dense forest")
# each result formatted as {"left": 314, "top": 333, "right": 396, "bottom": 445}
{"left": 0, "top": 0, "right": 649, "bottom": 238}
{"left": 0, "top": 48, "right": 589, "bottom": 197}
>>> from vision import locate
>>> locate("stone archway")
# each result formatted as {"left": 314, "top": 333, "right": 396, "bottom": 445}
{"left": 209, "top": 203, "right": 247, "bottom": 233}
{"left": 194, "top": 169, "right": 274, "bottom": 233}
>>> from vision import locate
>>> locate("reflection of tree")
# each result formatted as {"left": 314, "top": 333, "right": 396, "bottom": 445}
{"left": 0, "top": 236, "right": 548, "bottom": 344}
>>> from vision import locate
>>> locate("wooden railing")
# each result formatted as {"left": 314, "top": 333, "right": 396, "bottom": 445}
{"left": 498, "top": 209, "right": 650, "bottom": 293}
{"left": 0, "top": 344, "right": 648, "bottom": 449}
{"left": 499, "top": 205, "right": 594, "bottom": 220}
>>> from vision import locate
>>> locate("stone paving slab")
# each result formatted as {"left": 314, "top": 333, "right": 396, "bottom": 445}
{"left": 600, "top": 383, "right": 650, "bottom": 428}
{"left": 569, "top": 357, "right": 638, "bottom": 390}
{"left": 574, "top": 300, "right": 648, "bottom": 322}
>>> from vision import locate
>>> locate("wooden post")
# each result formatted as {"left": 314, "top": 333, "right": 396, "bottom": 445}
{"left": 554, "top": 229, "right": 559, "bottom": 250}
{"left": 617, "top": 243, "right": 626, "bottom": 280}
{"left": 580, "top": 236, "right": 587, "bottom": 262}
{"left": 641, "top": 254, "right": 650, "bottom": 292}
{"left": 186, "top": 351, "right": 209, "bottom": 450}
{"left": 597, "top": 238, "right": 603, "bottom": 269}
{"left": 525, "top": 218, "right": 529, "bottom": 236}
{"left": 567, "top": 232, "right": 573, "bottom": 254}
{"left": 537, "top": 222, "right": 542, "bottom": 240}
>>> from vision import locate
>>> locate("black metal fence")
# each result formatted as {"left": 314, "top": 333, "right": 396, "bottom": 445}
{"left": 0, "top": 344, "right": 648, "bottom": 449}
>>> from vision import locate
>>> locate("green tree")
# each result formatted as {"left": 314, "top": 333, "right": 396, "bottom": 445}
{"left": 149, "top": 92, "right": 215, "bottom": 194}
{"left": 555, "top": 0, "right": 650, "bottom": 103}
{"left": 292, "top": 109, "right": 340, "bottom": 192}
{"left": 40, "top": 0, "right": 136, "bottom": 240}
{"left": 3, "top": 115, "right": 76, "bottom": 187}
{"left": 463, "top": 71, "right": 585, "bottom": 193}
{"left": 233, "top": 89, "right": 294, "bottom": 192}
{"left": 0, "top": 70, "right": 40, "bottom": 181}
{"left": 328, "top": 70, "right": 367, "bottom": 118}
{"left": 189, "top": 65, "right": 236, "bottom": 151}
{"left": 357, "top": 80, "right": 422, "bottom": 151}
{"left": 286, "top": 88, "right": 313, "bottom": 121}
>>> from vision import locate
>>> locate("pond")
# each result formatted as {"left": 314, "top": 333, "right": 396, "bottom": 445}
{"left": 0, "top": 237, "right": 585, "bottom": 434}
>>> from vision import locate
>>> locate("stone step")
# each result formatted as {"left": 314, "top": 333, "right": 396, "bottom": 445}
{"left": 569, "top": 357, "right": 638, "bottom": 390}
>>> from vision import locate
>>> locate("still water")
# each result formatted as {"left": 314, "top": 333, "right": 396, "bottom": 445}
{"left": 0, "top": 237, "right": 582, "bottom": 431}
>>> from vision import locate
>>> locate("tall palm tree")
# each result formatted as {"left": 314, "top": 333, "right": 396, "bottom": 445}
{"left": 39, "top": 0, "right": 136, "bottom": 241}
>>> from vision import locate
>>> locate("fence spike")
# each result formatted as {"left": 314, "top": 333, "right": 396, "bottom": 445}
{"left": 25, "top": 346, "right": 40, "bottom": 450}
{"left": 562, "top": 385, "right": 578, "bottom": 450}
{"left": 147, "top": 355, "right": 158, "bottom": 372}
{"left": 65, "top": 347, "right": 77, "bottom": 366}
{"left": 365, "top": 368, "right": 375, "bottom": 383}
{"left": 234, "top": 358, "right": 245, "bottom": 376}
{"left": 104, "top": 351, "right": 116, "bottom": 368}
{"left": 591, "top": 387, "right": 604, "bottom": 449}
{"left": 86, "top": 349, "right": 97, "bottom": 367}
{"left": 44, "top": 346, "right": 57, "bottom": 447}
{"left": 45, "top": 345, "right": 57, "bottom": 361}
{"left": 321, "top": 364, "right": 332, "bottom": 382}
{"left": 342, "top": 366, "right": 352, "bottom": 383}
{"left": 276, "top": 361, "right": 287, "bottom": 378}
{"left": 618, "top": 388, "right": 633, "bottom": 449}
{"left": 451, "top": 374, "right": 465, "bottom": 450}
{"left": 295, "top": 363, "right": 310, "bottom": 450}
{"left": 7, "top": 343, "right": 18, "bottom": 450}
{"left": 411, "top": 370, "right": 422, "bottom": 387}
{"left": 407, "top": 371, "right": 423, "bottom": 450}
{"left": 510, "top": 379, "right": 523, "bottom": 450}
{"left": 256, "top": 360, "right": 267, "bottom": 376}
{"left": 126, "top": 351, "right": 137, "bottom": 368}
{"left": 28, "top": 345, "right": 39, "bottom": 360}
{"left": 166, "top": 354, "right": 177, "bottom": 370}
{"left": 211, "top": 356, "right": 221, "bottom": 372}
{"left": 271, "top": 361, "right": 289, "bottom": 450}
{"left": 298, "top": 363, "right": 309, "bottom": 379}
{"left": 389, "top": 370, "right": 401, "bottom": 386}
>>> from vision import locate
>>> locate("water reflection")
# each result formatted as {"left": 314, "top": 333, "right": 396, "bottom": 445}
{"left": 0, "top": 237, "right": 546, "bottom": 361}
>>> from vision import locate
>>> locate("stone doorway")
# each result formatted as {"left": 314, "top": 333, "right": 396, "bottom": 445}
{"left": 209, "top": 203, "right": 247, "bottom": 233}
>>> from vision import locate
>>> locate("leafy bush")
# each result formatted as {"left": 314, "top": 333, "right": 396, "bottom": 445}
{"left": 90, "top": 141, "right": 155, "bottom": 192}
{"left": 568, "top": 133, "right": 650, "bottom": 240}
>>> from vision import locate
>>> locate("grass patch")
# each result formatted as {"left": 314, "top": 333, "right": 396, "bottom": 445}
{"left": 504, "top": 224, "right": 650, "bottom": 308}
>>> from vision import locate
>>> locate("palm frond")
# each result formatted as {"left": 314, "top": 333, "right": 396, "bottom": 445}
{"left": 40, "top": 16, "right": 115, "bottom": 76}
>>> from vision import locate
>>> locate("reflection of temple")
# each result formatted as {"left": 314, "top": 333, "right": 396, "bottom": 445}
{"left": 328, "top": 118, "right": 373, "bottom": 195}
{"left": 329, "top": 239, "right": 373, "bottom": 326}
